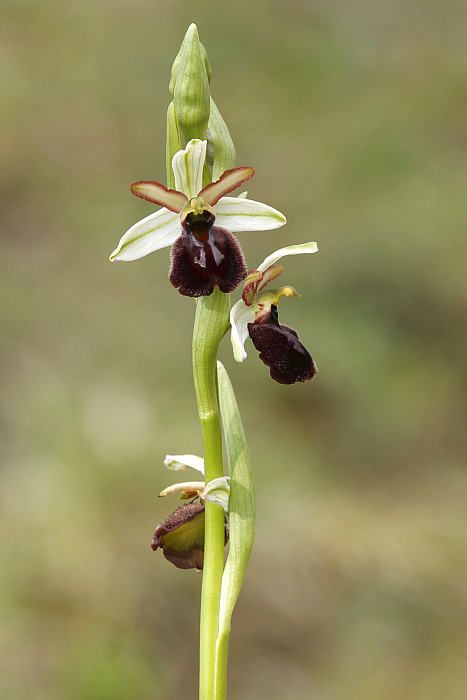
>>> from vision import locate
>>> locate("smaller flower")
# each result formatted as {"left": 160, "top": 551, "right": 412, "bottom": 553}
{"left": 151, "top": 502, "right": 206, "bottom": 570}
{"left": 152, "top": 454, "right": 229, "bottom": 570}
{"left": 230, "top": 243, "right": 319, "bottom": 384}
{"left": 110, "top": 140, "right": 286, "bottom": 297}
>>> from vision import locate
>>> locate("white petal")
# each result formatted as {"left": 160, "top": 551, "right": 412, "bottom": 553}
{"left": 164, "top": 454, "right": 205, "bottom": 475}
{"left": 214, "top": 196, "right": 286, "bottom": 232}
{"left": 159, "top": 481, "right": 205, "bottom": 497}
{"left": 172, "top": 139, "right": 207, "bottom": 199}
{"left": 203, "top": 476, "right": 231, "bottom": 512}
{"left": 258, "top": 241, "right": 318, "bottom": 272}
{"left": 110, "top": 209, "right": 180, "bottom": 262}
{"left": 230, "top": 299, "right": 256, "bottom": 363}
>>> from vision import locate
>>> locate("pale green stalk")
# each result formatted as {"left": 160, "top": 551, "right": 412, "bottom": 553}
{"left": 192, "top": 290, "right": 230, "bottom": 700}
{"left": 215, "top": 362, "right": 255, "bottom": 699}
{"left": 166, "top": 102, "right": 182, "bottom": 189}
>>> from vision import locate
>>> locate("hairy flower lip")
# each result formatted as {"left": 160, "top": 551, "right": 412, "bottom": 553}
{"left": 169, "top": 225, "right": 247, "bottom": 297}
{"left": 248, "top": 305, "right": 317, "bottom": 385}
{"left": 151, "top": 502, "right": 206, "bottom": 570}
{"left": 151, "top": 499, "right": 229, "bottom": 570}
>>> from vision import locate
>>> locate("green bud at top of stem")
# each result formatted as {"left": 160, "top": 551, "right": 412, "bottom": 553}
{"left": 169, "top": 24, "right": 211, "bottom": 143}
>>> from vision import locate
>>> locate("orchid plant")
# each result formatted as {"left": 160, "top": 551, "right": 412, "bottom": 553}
{"left": 110, "top": 24, "right": 318, "bottom": 700}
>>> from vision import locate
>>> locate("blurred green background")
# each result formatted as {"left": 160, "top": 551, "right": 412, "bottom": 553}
{"left": 1, "top": 0, "right": 466, "bottom": 698}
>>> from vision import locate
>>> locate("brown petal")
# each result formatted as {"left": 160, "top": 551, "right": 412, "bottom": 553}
{"left": 130, "top": 181, "right": 188, "bottom": 213}
{"left": 198, "top": 167, "right": 255, "bottom": 206}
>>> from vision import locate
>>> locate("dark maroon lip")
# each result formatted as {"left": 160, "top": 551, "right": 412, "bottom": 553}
{"left": 170, "top": 226, "right": 247, "bottom": 298}
{"left": 248, "top": 305, "right": 317, "bottom": 385}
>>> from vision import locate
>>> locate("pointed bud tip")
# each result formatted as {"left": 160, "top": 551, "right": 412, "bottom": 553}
{"left": 186, "top": 23, "right": 199, "bottom": 37}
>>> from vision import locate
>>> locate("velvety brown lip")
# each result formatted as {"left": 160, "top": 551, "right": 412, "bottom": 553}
{"left": 170, "top": 222, "right": 247, "bottom": 298}
{"left": 248, "top": 305, "right": 317, "bottom": 385}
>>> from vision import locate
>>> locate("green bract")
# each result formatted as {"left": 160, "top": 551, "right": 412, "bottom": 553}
{"left": 215, "top": 362, "right": 255, "bottom": 696}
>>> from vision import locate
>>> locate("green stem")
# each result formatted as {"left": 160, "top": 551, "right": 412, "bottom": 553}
{"left": 192, "top": 289, "right": 230, "bottom": 700}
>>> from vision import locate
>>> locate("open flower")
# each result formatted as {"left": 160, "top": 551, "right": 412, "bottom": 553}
{"left": 152, "top": 454, "right": 230, "bottom": 570}
{"left": 230, "top": 243, "right": 319, "bottom": 384}
{"left": 110, "top": 140, "right": 286, "bottom": 297}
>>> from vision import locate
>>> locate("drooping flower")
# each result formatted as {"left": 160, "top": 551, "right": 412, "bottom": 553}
{"left": 110, "top": 140, "right": 286, "bottom": 297}
{"left": 152, "top": 454, "right": 230, "bottom": 570}
{"left": 230, "top": 243, "right": 319, "bottom": 384}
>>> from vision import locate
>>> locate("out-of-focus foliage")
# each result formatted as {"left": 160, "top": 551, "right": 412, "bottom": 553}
{"left": 1, "top": 0, "right": 466, "bottom": 698}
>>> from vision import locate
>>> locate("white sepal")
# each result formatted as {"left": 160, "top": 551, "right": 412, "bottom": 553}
{"left": 203, "top": 476, "right": 231, "bottom": 513}
{"left": 230, "top": 299, "right": 256, "bottom": 363}
{"left": 110, "top": 209, "right": 180, "bottom": 262}
{"left": 172, "top": 139, "right": 206, "bottom": 199}
{"left": 258, "top": 241, "right": 318, "bottom": 272}
{"left": 214, "top": 196, "right": 286, "bottom": 232}
{"left": 164, "top": 454, "right": 205, "bottom": 475}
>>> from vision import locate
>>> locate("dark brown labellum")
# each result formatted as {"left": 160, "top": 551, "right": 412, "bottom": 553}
{"left": 169, "top": 211, "right": 247, "bottom": 297}
{"left": 151, "top": 503, "right": 206, "bottom": 570}
{"left": 151, "top": 502, "right": 229, "bottom": 570}
{"left": 248, "top": 305, "right": 317, "bottom": 385}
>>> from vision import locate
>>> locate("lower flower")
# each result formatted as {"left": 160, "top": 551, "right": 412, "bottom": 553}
{"left": 152, "top": 455, "right": 230, "bottom": 570}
